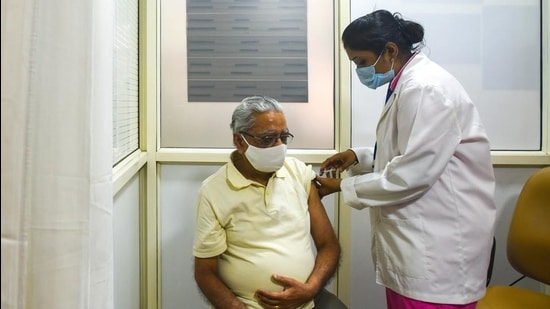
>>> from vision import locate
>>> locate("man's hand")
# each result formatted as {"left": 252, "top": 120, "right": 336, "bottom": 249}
{"left": 254, "top": 274, "right": 316, "bottom": 309}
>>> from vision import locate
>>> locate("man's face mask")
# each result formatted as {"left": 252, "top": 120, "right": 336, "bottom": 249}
{"left": 241, "top": 135, "right": 287, "bottom": 172}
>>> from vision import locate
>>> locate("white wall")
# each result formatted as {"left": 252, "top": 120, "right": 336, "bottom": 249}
{"left": 113, "top": 173, "right": 141, "bottom": 309}
{"left": 159, "top": 164, "right": 221, "bottom": 308}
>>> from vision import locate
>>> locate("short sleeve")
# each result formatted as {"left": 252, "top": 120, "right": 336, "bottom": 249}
{"left": 192, "top": 192, "right": 227, "bottom": 258}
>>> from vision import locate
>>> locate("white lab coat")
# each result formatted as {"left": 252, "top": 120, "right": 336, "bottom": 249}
{"left": 341, "top": 52, "right": 496, "bottom": 304}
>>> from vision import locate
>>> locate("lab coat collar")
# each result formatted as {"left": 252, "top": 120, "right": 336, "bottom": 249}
{"left": 382, "top": 52, "right": 428, "bottom": 109}
{"left": 376, "top": 53, "right": 429, "bottom": 141}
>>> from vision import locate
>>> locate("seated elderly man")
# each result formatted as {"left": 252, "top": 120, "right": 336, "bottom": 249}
{"left": 193, "top": 96, "right": 346, "bottom": 309}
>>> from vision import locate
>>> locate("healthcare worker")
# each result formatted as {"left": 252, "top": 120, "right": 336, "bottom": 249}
{"left": 315, "top": 9, "right": 497, "bottom": 309}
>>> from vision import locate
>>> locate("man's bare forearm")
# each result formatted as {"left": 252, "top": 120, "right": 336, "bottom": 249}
{"left": 194, "top": 257, "right": 246, "bottom": 309}
{"left": 195, "top": 272, "right": 246, "bottom": 309}
{"left": 305, "top": 241, "right": 341, "bottom": 294}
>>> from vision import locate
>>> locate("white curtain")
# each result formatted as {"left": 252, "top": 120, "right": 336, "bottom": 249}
{"left": 1, "top": 0, "right": 114, "bottom": 308}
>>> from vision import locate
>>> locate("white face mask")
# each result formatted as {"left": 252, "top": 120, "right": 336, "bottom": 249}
{"left": 241, "top": 135, "right": 287, "bottom": 172}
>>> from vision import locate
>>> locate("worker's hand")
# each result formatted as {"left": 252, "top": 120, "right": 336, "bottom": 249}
{"left": 254, "top": 274, "right": 315, "bottom": 309}
{"left": 314, "top": 176, "right": 342, "bottom": 198}
{"left": 319, "top": 149, "right": 357, "bottom": 176}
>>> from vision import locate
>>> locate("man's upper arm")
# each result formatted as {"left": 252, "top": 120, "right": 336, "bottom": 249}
{"left": 307, "top": 182, "right": 338, "bottom": 247}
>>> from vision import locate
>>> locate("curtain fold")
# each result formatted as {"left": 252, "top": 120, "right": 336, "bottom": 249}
{"left": 1, "top": 0, "right": 114, "bottom": 308}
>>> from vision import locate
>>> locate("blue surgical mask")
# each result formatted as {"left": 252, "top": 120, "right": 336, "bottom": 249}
{"left": 356, "top": 53, "right": 395, "bottom": 89}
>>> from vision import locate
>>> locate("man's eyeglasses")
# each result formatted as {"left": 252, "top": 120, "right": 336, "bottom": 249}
{"left": 240, "top": 132, "right": 294, "bottom": 148}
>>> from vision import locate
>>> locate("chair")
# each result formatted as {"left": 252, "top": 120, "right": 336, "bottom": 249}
{"left": 313, "top": 288, "right": 348, "bottom": 309}
{"left": 477, "top": 167, "right": 550, "bottom": 309}
{"left": 486, "top": 236, "right": 495, "bottom": 287}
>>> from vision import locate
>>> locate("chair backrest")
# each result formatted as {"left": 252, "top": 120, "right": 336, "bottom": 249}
{"left": 506, "top": 166, "right": 550, "bottom": 285}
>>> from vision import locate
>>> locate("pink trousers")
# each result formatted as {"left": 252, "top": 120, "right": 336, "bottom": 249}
{"left": 385, "top": 288, "right": 477, "bottom": 309}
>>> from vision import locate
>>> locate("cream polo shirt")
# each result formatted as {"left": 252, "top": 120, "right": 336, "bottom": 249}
{"left": 193, "top": 156, "right": 317, "bottom": 309}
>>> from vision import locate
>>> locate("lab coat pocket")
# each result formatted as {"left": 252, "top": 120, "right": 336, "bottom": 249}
{"left": 377, "top": 217, "right": 428, "bottom": 279}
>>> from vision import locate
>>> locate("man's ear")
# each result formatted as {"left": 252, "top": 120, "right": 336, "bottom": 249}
{"left": 233, "top": 133, "right": 246, "bottom": 154}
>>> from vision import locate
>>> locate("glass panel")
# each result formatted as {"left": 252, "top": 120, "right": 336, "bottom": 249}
{"left": 113, "top": 0, "right": 139, "bottom": 165}
{"left": 350, "top": 0, "right": 542, "bottom": 151}
{"left": 187, "top": 1, "right": 308, "bottom": 102}
{"left": 160, "top": 0, "right": 335, "bottom": 149}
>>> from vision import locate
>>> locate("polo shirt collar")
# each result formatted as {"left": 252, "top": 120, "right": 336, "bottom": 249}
{"left": 227, "top": 157, "right": 288, "bottom": 189}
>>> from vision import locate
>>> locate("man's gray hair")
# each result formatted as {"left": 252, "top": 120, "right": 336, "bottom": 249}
{"left": 230, "top": 96, "right": 284, "bottom": 133}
